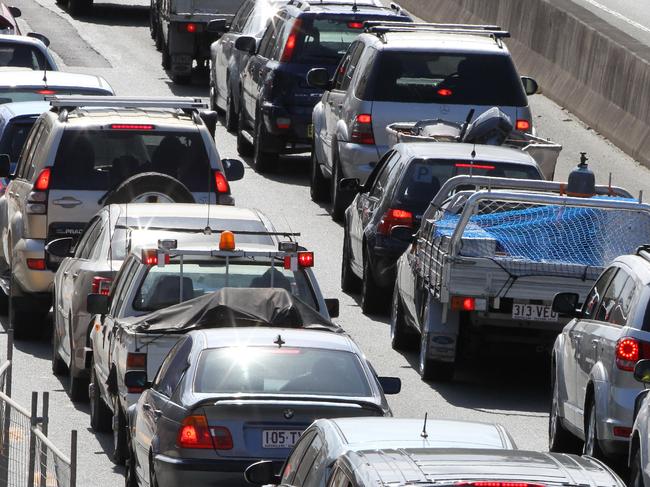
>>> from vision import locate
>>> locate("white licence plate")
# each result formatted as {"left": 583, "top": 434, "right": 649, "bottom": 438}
{"left": 512, "top": 303, "right": 558, "bottom": 322}
{"left": 262, "top": 430, "right": 302, "bottom": 448}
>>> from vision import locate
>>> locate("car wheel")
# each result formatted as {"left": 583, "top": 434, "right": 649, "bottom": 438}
{"left": 253, "top": 117, "right": 279, "bottom": 174}
{"left": 237, "top": 98, "right": 253, "bottom": 157}
{"left": 225, "top": 89, "right": 238, "bottom": 133}
{"left": 310, "top": 139, "right": 329, "bottom": 203}
{"left": 209, "top": 79, "right": 218, "bottom": 112}
{"left": 112, "top": 397, "right": 128, "bottom": 465}
{"left": 150, "top": 457, "right": 160, "bottom": 487}
{"left": 330, "top": 152, "right": 352, "bottom": 222}
{"left": 361, "top": 251, "right": 386, "bottom": 314}
{"left": 10, "top": 295, "right": 44, "bottom": 340}
{"left": 161, "top": 39, "right": 170, "bottom": 69}
{"left": 549, "top": 368, "right": 581, "bottom": 453}
{"left": 149, "top": 8, "right": 157, "bottom": 39}
{"left": 583, "top": 398, "right": 604, "bottom": 459}
{"left": 125, "top": 446, "right": 138, "bottom": 487}
{"left": 171, "top": 72, "right": 192, "bottom": 85}
{"left": 419, "top": 332, "right": 454, "bottom": 381}
{"left": 68, "top": 0, "right": 90, "bottom": 15}
{"left": 68, "top": 362, "right": 88, "bottom": 402}
{"left": 390, "top": 283, "right": 416, "bottom": 351}
{"left": 51, "top": 323, "right": 66, "bottom": 376}
{"left": 89, "top": 366, "right": 112, "bottom": 432}
{"left": 341, "top": 228, "right": 361, "bottom": 293}
{"left": 630, "top": 448, "right": 645, "bottom": 487}
{"left": 155, "top": 23, "right": 164, "bottom": 51}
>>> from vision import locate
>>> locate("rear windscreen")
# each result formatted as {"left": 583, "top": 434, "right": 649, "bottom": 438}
{"left": 0, "top": 42, "right": 49, "bottom": 70}
{"left": 0, "top": 119, "right": 35, "bottom": 161}
{"left": 194, "top": 347, "right": 372, "bottom": 396}
{"left": 293, "top": 19, "right": 366, "bottom": 64}
{"left": 367, "top": 51, "right": 528, "bottom": 106}
{"left": 0, "top": 88, "right": 111, "bottom": 104}
{"left": 50, "top": 129, "right": 212, "bottom": 192}
{"left": 396, "top": 159, "right": 541, "bottom": 209}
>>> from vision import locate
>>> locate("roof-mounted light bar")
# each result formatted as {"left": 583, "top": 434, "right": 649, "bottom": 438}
{"left": 46, "top": 95, "right": 208, "bottom": 111}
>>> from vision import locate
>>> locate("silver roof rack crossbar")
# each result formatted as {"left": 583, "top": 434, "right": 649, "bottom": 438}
{"left": 46, "top": 95, "right": 208, "bottom": 111}
{"left": 364, "top": 21, "right": 502, "bottom": 31}
{"left": 363, "top": 22, "right": 510, "bottom": 39}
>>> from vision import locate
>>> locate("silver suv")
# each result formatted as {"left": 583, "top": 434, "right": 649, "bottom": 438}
{"left": 0, "top": 96, "right": 244, "bottom": 337}
{"left": 550, "top": 247, "right": 650, "bottom": 460}
{"left": 308, "top": 22, "right": 539, "bottom": 219}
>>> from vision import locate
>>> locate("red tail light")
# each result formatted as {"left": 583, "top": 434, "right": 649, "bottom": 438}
{"left": 211, "top": 426, "right": 234, "bottom": 450}
{"left": 613, "top": 427, "right": 632, "bottom": 437}
{"left": 34, "top": 167, "right": 51, "bottom": 191}
{"left": 280, "top": 19, "right": 302, "bottom": 62}
{"left": 141, "top": 249, "right": 170, "bottom": 266}
{"left": 350, "top": 113, "right": 375, "bottom": 145}
{"left": 126, "top": 352, "right": 146, "bottom": 369}
{"left": 26, "top": 258, "right": 46, "bottom": 270}
{"left": 36, "top": 89, "right": 56, "bottom": 95}
{"left": 451, "top": 296, "right": 475, "bottom": 311}
{"left": 377, "top": 208, "right": 413, "bottom": 236}
{"left": 177, "top": 415, "right": 217, "bottom": 449}
{"left": 348, "top": 21, "right": 364, "bottom": 29}
{"left": 213, "top": 170, "right": 229, "bottom": 194}
{"left": 437, "top": 88, "right": 453, "bottom": 97}
{"left": 515, "top": 119, "right": 531, "bottom": 132}
{"left": 91, "top": 276, "right": 112, "bottom": 296}
{"left": 110, "top": 124, "right": 154, "bottom": 131}
{"left": 185, "top": 22, "right": 197, "bottom": 33}
{"left": 616, "top": 337, "right": 640, "bottom": 371}
{"left": 455, "top": 163, "right": 496, "bottom": 170}
{"left": 457, "top": 483, "right": 544, "bottom": 487}
{"left": 284, "top": 251, "right": 314, "bottom": 269}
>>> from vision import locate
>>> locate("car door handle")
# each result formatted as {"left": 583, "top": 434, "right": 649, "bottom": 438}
{"left": 62, "top": 271, "right": 69, "bottom": 277}
{"left": 52, "top": 197, "right": 82, "bottom": 208}
{"left": 143, "top": 403, "right": 162, "bottom": 418}
{"left": 72, "top": 273, "right": 79, "bottom": 279}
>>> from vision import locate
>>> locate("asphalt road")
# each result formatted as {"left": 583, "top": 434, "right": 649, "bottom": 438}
{"left": 3, "top": 0, "right": 650, "bottom": 485}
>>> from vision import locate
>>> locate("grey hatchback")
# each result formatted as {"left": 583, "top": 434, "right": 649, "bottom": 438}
{"left": 126, "top": 327, "right": 400, "bottom": 487}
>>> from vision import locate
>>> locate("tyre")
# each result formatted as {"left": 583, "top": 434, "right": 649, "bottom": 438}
{"left": 112, "top": 398, "right": 128, "bottom": 465}
{"left": 68, "top": 0, "right": 90, "bottom": 15}
{"left": 155, "top": 24, "right": 164, "bottom": 52}
{"left": 330, "top": 153, "right": 352, "bottom": 222}
{"left": 68, "top": 364, "right": 88, "bottom": 402}
{"left": 224, "top": 90, "right": 238, "bottom": 133}
{"left": 148, "top": 7, "right": 157, "bottom": 39}
{"left": 583, "top": 398, "right": 604, "bottom": 459}
{"left": 209, "top": 79, "right": 218, "bottom": 112}
{"left": 0, "top": 291, "right": 7, "bottom": 315}
{"left": 360, "top": 252, "right": 387, "bottom": 314}
{"left": 237, "top": 99, "right": 253, "bottom": 157}
{"left": 171, "top": 72, "right": 191, "bottom": 85}
{"left": 310, "top": 140, "right": 329, "bottom": 203}
{"left": 419, "top": 332, "right": 455, "bottom": 382}
{"left": 51, "top": 325, "right": 66, "bottom": 376}
{"left": 341, "top": 229, "right": 361, "bottom": 293}
{"left": 125, "top": 443, "right": 138, "bottom": 487}
{"left": 549, "top": 368, "right": 582, "bottom": 453}
{"left": 161, "top": 40, "right": 170, "bottom": 69}
{"left": 89, "top": 367, "right": 112, "bottom": 433}
{"left": 103, "top": 173, "right": 195, "bottom": 205}
{"left": 253, "top": 117, "right": 279, "bottom": 174}
{"left": 630, "top": 448, "right": 645, "bottom": 487}
{"left": 390, "top": 283, "right": 417, "bottom": 351}
{"left": 10, "top": 297, "right": 44, "bottom": 340}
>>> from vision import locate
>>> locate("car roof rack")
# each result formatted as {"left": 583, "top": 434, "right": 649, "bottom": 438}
{"left": 363, "top": 21, "right": 510, "bottom": 44}
{"left": 47, "top": 95, "right": 208, "bottom": 112}
{"left": 286, "top": 0, "right": 390, "bottom": 12}
{"left": 636, "top": 245, "right": 650, "bottom": 262}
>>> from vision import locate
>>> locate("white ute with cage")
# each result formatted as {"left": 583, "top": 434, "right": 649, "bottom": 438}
{"left": 87, "top": 226, "right": 338, "bottom": 465}
{"left": 391, "top": 162, "right": 650, "bottom": 382}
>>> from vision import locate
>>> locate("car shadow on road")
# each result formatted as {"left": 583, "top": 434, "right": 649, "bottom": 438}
{"left": 72, "top": 3, "right": 149, "bottom": 26}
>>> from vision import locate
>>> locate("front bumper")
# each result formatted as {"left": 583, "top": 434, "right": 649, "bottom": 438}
{"left": 154, "top": 454, "right": 283, "bottom": 487}
{"left": 338, "top": 142, "right": 383, "bottom": 183}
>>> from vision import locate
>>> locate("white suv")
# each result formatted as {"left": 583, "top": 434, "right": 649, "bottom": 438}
{"left": 0, "top": 96, "right": 244, "bottom": 336}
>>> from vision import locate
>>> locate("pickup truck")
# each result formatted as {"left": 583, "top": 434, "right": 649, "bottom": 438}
{"left": 88, "top": 234, "right": 338, "bottom": 465}
{"left": 151, "top": 0, "right": 245, "bottom": 83}
{"left": 391, "top": 174, "right": 649, "bottom": 382}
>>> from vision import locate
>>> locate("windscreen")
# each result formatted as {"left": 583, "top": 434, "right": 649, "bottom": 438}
{"left": 396, "top": 159, "right": 542, "bottom": 209}
{"left": 0, "top": 88, "right": 111, "bottom": 104}
{"left": 50, "top": 129, "right": 212, "bottom": 192}
{"left": 368, "top": 51, "right": 528, "bottom": 106}
{"left": 133, "top": 260, "right": 316, "bottom": 310}
{"left": 0, "top": 119, "right": 35, "bottom": 161}
{"left": 194, "top": 347, "right": 372, "bottom": 396}
{"left": 0, "top": 43, "right": 48, "bottom": 70}
{"left": 293, "top": 19, "right": 366, "bottom": 64}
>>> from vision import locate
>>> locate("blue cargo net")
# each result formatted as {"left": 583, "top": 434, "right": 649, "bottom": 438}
{"left": 434, "top": 198, "right": 650, "bottom": 274}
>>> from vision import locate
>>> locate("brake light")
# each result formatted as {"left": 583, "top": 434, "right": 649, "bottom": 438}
{"left": 451, "top": 296, "right": 475, "bottom": 311}
{"left": 457, "top": 483, "right": 544, "bottom": 487}
{"left": 36, "top": 89, "right": 56, "bottom": 95}
{"left": 126, "top": 352, "right": 146, "bottom": 369}
{"left": 377, "top": 208, "right": 413, "bottom": 236}
{"left": 613, "top": 427, "right": 632, "bottom": 437}
{"left": 26, "top": 258, "right": 46, "bottom": 270}
{"left": 616, "top": 337, "right": 640, "bottom": 371}
{"left": 91, "top": 276, "right": 112, "bottom": 296}
{"left": 141, "top": 249, "right": 170, "bottom": 266}
{"left": 280, "top": 19, "right": 302, "bottom": 62}
{"left": 350, "top": 114, "right": 375, "bottom": 145}
{"left": 437, "top": 88, "right": 453, "bottom": 97}
{"left": 34, "top": 167, "right": 51, "bottom": 191}
{"left": 213, "top": 170, "right": 229, "bottom": 194}
{"left": 348, "top": 21, "right": 363, "bottom": 29}
{"left": 185, "top": 22, "right": 197, "bottom": 33}
{"left": 284, "top": 251, "right": 314, "bottom": 269}
{"left": 110, "top": 124, "right": 154, "bottom": 131}
{"left": 455, "top": 163, "right": 496, "bottom": 170}
{"left": 515, "top": 119, "right": 531, "bottom": 132}
{"left": 211, "top": 426, "right": 234, "bottom": 450}
{"left": 177, "top": 415, "right": 215, "bottom": 449}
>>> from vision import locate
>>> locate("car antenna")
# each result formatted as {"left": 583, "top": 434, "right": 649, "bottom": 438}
{"left": 274, "top": 334, "right": 285, "bottom": 348}
{"left": 108, "top": 205, "right": 114, "bottom": 273}
{"left": 421, "top": 412, "right": 428, "bottom": 438}
{"left": 42, "top": 67, "right": 47, "bottom": 86}
{"left": 352, "top": 0, "right": 358, "bottom": 12}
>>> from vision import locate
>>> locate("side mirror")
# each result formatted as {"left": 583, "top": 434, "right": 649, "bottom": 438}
{"left": 521, "top": 76, "right": 539, "bottom": 96}
{"left": 634, "top": 360, "right": 650, "bottom": 384}
{"left": 44, "top": 237, "right": 74, "bottom": 271}
{"left": 222, "top": 158, "right": 245, "bottom": 181}
{"left": 0, "top": 154, "right": 9, "bottom": 178}
{"left": 124, "top": 370, "right": 150, "bottom": 392}
{"left": 390, "top": 225, "right": 414, "bottom": 243}
{"left": 378, "top": 376, "right": 401, "bottom": 395}
{"left": 338, "top": 177, "right": 361, "bottom": 193}
{"left": 87, "top": 293, "right": 110, "bottom": 315}
{"left": 325, "top": 298, "right": 339, "bottom": 318}
{"left": 27, "top": 32, "right": 50, "bottom": 47}
{"left": 199, "top": 109, "right": 218, "bottom": 138}
{"left": 552, "top": 292, "right": 580, "bottom": 317}
{"left": 244, "top": 460, "right": 279, "bottom": 485}
{"left": 7, "top": 6, "right": 21, "bottom": 17}
{"left": 235, "top": 36, "right": 256, "bottom": 55}
{"left": 306, "top": 68, "right": 331, "bottom": 89}
{"left": 206, "top": 18, "right": 227, "bottom": 33}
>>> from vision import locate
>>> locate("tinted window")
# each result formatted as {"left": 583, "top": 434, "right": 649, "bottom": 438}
{"left": 0, "top": 88, "right": 111, "bottom": 104}
{"left": 281, "top": 431, "right": 316, "bottom": 484}
{"left": 582, "top": 268, "right": 617, "bottom": 319}
{"left": 368, "top": 51, "right": 527, "bottom": 106}
{"left": 339, "top": 42, "right": 363, "bottom": 92}
{"left": 51, "top": 130, "right": 212, "bottom": 192}
{"left": 395, "top": 158, "right": 542, "bottom": 209}
{"left": 596, "top": 269, "right": 630, "bottom": 323}
{"left": 292, "top": 18, "right": 366, "bottom": 65}
{"left": 153, "top": 336, "right": 192, "bottom": 397}
{"left": 258, "top": 16, "right": 283, "bottom": 58}
{"left": 609, "top": 276, "right": 637, "bottom": 326}
{"left": 329, "top": 468, "right": 353, "bottom": 487}
{"left": 231, "top": 0, "right": 253, "bottom": 32}
{"left": 244, "top": 1, "right": 279, "bottom": 35}
{"left": 0, "top": 43, "right": 49, "bottom": 70}
{"left": 75, "top": 217, "right": 102, "bottom": 259}
{"left": 194, "top": 347, "right": 372, "bottom": 396}
{"left": 294, "top": 434, "right": 323, "bottom": 486}
{"left": 369, "top": 152, "right": 401, "bottom": 199}
{"left": 14, "top": 119, "right": 41, "bottom": 179}
{"left": 0, "top": 119, "right": 36, "bottom": 161}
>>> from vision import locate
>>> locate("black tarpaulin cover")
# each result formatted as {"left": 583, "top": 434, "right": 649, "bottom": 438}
{"left": 120, "top": 287, "right": 340, "bottom": 334}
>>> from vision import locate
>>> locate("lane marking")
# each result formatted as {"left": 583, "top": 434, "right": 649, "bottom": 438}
{"left": 581, "top": 0, "right": 650, "bottom": 34}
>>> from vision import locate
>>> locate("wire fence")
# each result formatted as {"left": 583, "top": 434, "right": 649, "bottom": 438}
{"left": 0, "top": 331, "right": 77, "bottom": 487}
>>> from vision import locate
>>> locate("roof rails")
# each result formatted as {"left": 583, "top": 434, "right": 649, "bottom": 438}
{"left": 363, "top": 21, "right": 510, "bottom": 43}
{"left": 637, "top": 245, "right": 650, "bottom": 263}
{"left": 286, "top": 0, "right": 389, "bottom": 12}
{"left": 47, "top": 95, "right": 208, "bottom": 112}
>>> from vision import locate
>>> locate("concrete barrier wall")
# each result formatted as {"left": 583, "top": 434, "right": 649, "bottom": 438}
{"left": 396, "top": 0, "right": 650, "bottom": 167}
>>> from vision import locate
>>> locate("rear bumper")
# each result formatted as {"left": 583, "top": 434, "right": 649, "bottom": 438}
{"left": 12, "top": 237, "right": 53, "bottom": 296}
{"left": 260, "top": 103, "right": 313, "bottom": 152}
{"left": 154, "top": 454, "right": 283, "bottom": 487}
{"left": 370, "top": 244, "right": 407, "bottom": 289}
{"left": 338, "top": 142, "right": 383, "bottom": 183}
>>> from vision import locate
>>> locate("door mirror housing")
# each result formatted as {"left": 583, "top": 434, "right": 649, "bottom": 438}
{"left": 552, "top": 292, "right": 580, "bottom": 317}
{"left": 378, "top": 376, "right": 401, "bottom": 395}
{"left": 306, "top": 68, "right": 331, "bottom": 89}
{"left": 235, "top": 36, "right": 256, "bottom": 54}
{"left": 222, "top": 158, "right": 245, "bottom": 181}
{"left": 390, "top": 225, "right": 414, "bottom": 243}
{"left": 338, "top": 178, "right": 362, "bottom": 193}
{"left": 521, "top": 76, "right": 539, "bottom": 95}
{"left": 244, "top": 460, "right": 280, "bottom": 485}
{"left": 199, "top": 109, "right": 218, "bottom": 138}
{"left": 87, "top": 293, "right": 110, "bottom": 315}
{"left": 206, "top": 18, "right": 228, "bottom": 33}
{"left": 0, "top": 154, "right": 10, "bottom": 178}
{"left": 124, "top": 370, "right": 150, "bottom": 391}
{"left": 44, "top": 237, "right": 74, "bottom": 271}
{"left": 7, "top": 6, "right": 20, "bottom": 17}
{"left": 325, "top": 298, "right": 339, "bottom": 318}
{"left": 27, "top": 32, "right": 50, "bottom": 47}
{"left": 634, "top": 360, "right": 650, "bottom": 384}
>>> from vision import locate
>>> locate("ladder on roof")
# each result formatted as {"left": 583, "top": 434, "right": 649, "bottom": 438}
{"left": 46, "top": 95, "right": 208, "bottom": 111}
